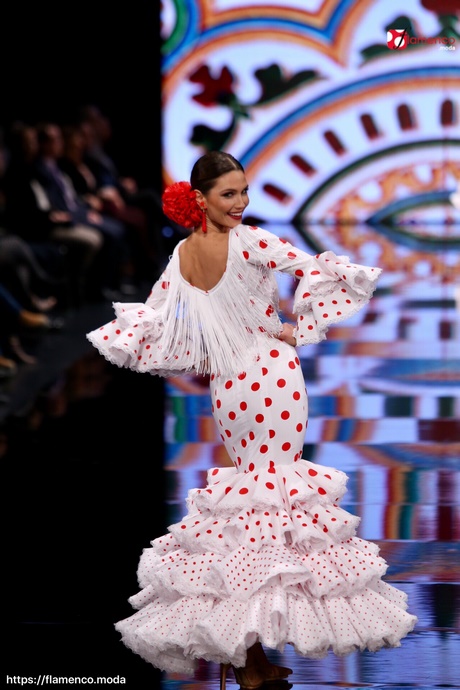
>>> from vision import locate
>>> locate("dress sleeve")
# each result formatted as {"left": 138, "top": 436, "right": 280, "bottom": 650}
{"left": 241, "top": 225, "right": 382, "bottom": 345}
{"left": 86, "top": 263, "right": 172, "bottom": 371}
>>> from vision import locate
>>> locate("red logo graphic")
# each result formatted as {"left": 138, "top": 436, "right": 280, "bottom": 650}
{"left": 387, "top": 29, "right": 409, "bottom": 50}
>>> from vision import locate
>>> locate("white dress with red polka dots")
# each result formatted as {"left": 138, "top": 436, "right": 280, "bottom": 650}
{"left": 87, "top": 225, "right": 416, "bottom": 674}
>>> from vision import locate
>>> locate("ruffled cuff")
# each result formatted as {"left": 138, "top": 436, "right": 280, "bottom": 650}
{"left": 293, "top": 251, "right": 382, "bottom": 345}
{"left": 86, "top": 302, "right": 164, "bottom": 370}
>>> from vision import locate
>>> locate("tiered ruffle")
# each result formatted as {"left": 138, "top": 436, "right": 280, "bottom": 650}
{"left": 115, "top": 459, "right": 417, "bottom": 674}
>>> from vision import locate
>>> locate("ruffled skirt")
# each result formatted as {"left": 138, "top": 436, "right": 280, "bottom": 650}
{"left": 115, "top": 341, "right": 417, "bottom": 673}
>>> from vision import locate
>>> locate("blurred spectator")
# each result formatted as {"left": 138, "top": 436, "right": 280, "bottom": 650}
{"left": 32, "top": 121, "right": 134, "bottom": 299}
{"left": 0, "top": 281, "right": 51, "bottom": 365}
{"left": 77, "top": 103, "right": 175, "bottom": 276}
{"left": 0, "top": 230, "right": 59, "bottom": 314}
{"left": 2, "top": 122, "right": 105, "bottom": 304}
{"left": 59, "top": 124, "right": 149, "bottom": 288}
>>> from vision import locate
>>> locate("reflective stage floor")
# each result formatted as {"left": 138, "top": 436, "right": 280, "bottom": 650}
{"left": 2, "top": 234, "right": 459, "bottom": 689}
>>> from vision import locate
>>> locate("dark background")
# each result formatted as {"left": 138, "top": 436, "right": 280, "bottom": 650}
{"left": 2, "top": 3, "right": 166, "bottom": 686}
{"left": 1, "top": 0, "right": 162, "bottom": 190}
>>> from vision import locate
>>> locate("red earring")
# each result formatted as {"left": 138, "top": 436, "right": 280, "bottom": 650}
{"left": 200, "top": 205, "right": 207, "bottom": 234}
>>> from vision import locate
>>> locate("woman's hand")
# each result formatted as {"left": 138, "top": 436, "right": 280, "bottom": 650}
{"left": 277, "top": 322, "right": 297, "bottom": 347}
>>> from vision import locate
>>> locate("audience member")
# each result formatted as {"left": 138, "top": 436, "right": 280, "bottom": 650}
{"left": 2, "top": 122, "right": 104, "bottom": 303}
{"left": 0, "top": 281, "right": 51, "bottom": 365}
{"left": 32, "top": 121, "right": 133, "bottom": 299}
{"left": 0, "top": 230, "right": 60, "bottom": 314}
{"left": 0, "top": 102, "right": 172, "bottom": 390}
{"left": 77, "top": 104, "right": 176, "bottom": 275}
{"left": 59, "top": 124, "right": 149, "bottom": 288}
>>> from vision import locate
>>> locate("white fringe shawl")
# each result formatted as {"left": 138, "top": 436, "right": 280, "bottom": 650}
{"left": 152, "top": 233, "right": 283, "bottom": 377}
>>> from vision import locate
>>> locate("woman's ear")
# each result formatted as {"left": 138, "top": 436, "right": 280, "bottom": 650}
{"left": 195, "top": 190, "right": 206, "bottom": 209}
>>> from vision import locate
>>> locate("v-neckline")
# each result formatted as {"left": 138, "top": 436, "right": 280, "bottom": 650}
{"left": 177, "top": 233, "right": 232, "bottom": 294}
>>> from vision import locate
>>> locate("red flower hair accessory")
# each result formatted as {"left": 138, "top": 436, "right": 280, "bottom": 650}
{"left": 162, "top": 181, "right": 202, "bottom": 229}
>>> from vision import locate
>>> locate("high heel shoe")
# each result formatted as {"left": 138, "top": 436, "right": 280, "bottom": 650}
{"left": 251, "top": 642, "right": 293, "bottom": 682}
{"left": 220, "top": 662, "right": 266, "bottom": 690}
{"left": 220, "top": 663, "right": 231, "bottom": 690}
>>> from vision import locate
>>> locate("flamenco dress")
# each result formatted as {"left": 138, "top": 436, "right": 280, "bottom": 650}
{"left": 87, "top": 224, "right": 417, "bottom": 674}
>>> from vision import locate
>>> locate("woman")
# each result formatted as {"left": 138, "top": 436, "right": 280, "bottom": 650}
{"left": 87, "top": 151, "right": 417, "bottom": 689}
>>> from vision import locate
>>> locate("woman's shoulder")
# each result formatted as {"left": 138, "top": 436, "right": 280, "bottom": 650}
{"left": 234, "top": 223, "right": 283, "bottom": 249}
{"left": 234, "top": 223, "right": 269, "bottom": 241}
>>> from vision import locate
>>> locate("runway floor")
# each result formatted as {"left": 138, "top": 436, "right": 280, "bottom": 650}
{"left": 2, "top": 235, "right": 459, "bottom": 689}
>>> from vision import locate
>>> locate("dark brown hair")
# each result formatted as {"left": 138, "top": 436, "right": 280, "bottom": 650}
{"left": 190, "top": 151, "right": 244, "bottom": 194}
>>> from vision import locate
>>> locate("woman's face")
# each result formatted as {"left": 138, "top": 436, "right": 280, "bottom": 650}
{"left": 202, "top": 170, "right": 249, "bottom": 229}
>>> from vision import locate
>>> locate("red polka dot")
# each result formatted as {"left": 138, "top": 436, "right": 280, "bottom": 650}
{"left": 251, "top": 382, "right": 260, "bottom": 391}
{"left": 277, "top": 378, "right": 286, "bottom": 388}
{"left": 265, "top": 482, "right": 275, "bottom": 490}
{"left": 240, "top": 401, "right": 247, "bottom": 411}
{"left": 255, "top": 414, "right": 264, "bottom": 423}
{"left": 260, "top": 445, "right": 268, "bottom": 454}
{"left": 281, "top": 410, "right": 290, "bottom": 420}
{"left": 265, "top": 397, "right": 272, "bottom": 407}
{"left": 270, "top": 350, "right": 279, "bottom": 358}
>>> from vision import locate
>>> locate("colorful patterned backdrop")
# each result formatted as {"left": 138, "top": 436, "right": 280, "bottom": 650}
{"left": 161, "top": 0, "right": 460, "bottom": 229}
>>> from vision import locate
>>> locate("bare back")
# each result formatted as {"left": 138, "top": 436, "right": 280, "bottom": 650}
{"left": 178, "top": 231, "right": 230, "bottom": 291}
